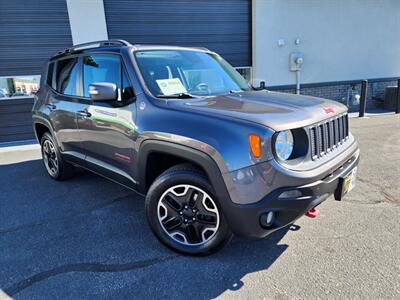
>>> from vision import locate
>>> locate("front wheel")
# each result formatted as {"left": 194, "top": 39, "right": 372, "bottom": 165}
{"left": 145, "top": 164, "right": 233, "bottom": 255}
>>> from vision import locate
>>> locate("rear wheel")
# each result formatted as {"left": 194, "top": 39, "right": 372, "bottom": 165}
{"left": 41, "top": 132, "right": 74, "bottom": 180}
{"left": 145, "top": 164, "right": 233, "bottom": 255}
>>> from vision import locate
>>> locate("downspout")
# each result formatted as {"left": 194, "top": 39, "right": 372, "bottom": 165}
{"left": 296, "top": 69, "right": 301, "bottom": 95}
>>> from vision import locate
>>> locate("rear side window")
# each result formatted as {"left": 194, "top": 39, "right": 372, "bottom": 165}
{"left": 83, "top": 55, "right": 120, "bottom": 98}
{"left": 55, "top": 58, "right": 79, "bottom": 96}
{"left": 46, "top": 62, "right": 54, "bottom": 87}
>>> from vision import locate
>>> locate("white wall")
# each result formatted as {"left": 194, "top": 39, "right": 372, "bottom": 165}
{"left": 66, "top": 0, "right": 108, "bottom": 45}
{"left": 253, "top": 0, "right": 400, "bottom": 86}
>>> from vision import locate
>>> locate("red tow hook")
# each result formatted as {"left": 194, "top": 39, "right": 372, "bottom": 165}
{"left": 305, "top": 207, "right": 320, "bottom": 218}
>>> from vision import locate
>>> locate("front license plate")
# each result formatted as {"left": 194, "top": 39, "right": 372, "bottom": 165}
{"left": 343, "top": 167, "right": 357, "bottom": 194}
{"left": 334, "top": 167, "right": 357, "bottom": 200}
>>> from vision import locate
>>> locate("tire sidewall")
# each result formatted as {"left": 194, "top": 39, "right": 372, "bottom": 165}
{"left": 41, "top": 132, "right": 61, "bottom": 179}
{"left": 145, "top": 170, "right": 232, "bottom": 255}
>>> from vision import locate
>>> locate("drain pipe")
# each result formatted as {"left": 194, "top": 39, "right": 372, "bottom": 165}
{"left": 290, "top": 52, "right": 303, "bottom": 95}
{"left": 296, "top": 69, "right": 301, "bottom": 95}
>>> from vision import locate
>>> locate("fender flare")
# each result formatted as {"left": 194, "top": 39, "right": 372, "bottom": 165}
{"left": 32, "top": 117, "right": 58, "bottom": 146}
{"left": 136, "top": 140, "right": 231, "bottom": 205}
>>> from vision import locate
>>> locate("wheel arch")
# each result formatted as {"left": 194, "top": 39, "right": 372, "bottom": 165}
{"left": 33, "top": 118, "right": 56, "bottom": 144}
{"left": 137, "top": 140, "right": 230, "bottom": 204}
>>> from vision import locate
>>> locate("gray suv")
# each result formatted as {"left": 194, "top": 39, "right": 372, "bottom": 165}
{"left": 32, "top": 40, "right": 359, "bottom": 255}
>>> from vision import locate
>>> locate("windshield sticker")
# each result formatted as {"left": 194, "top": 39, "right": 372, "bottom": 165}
{"left": 156, "top": 78, "right": 187, "bottom": 95}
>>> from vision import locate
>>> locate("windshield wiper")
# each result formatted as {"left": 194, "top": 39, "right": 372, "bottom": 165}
{"left": 156, "top": 93, "right": 197, "bottom": 99}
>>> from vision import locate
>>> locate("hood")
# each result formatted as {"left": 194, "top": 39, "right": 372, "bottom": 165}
{"left": 168, "top": 91, "right": 347, "bottom": 131}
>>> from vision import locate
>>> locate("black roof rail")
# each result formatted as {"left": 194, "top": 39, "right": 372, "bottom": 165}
{"left": 131, "top": 44, "right": 210, "bottom": 52}
{"left": 51, "top": 39, "right": 131, "bottom": 59}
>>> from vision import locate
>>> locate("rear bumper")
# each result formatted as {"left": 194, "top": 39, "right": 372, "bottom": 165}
{"left": 221, "top": 148, "right": 360, "bottom": 238}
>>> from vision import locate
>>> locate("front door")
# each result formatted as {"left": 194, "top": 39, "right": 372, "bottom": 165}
{"left": 76, "top": 54, "right": 138, "bottom": 188}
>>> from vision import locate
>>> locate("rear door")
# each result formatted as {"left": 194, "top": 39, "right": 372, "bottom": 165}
{"left": 48, "top": 57, "right": 87, "bottom": 162}
{"left": 76, "top": 54, "right": 138, "bottom": 188}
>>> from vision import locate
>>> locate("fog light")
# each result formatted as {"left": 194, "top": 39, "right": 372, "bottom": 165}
{"left": 279, "top": 190, "right": 302, "bottom": 199}
{"left": 260, "top": 211, "right": 275, "bottom": 228}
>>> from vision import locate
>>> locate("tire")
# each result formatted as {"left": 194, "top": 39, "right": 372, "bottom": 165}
{"left": 40, "top": 132, "right": 74, "bottom": 180}
{"left": 145, "top": 163, "right": 233, "bottom": 256}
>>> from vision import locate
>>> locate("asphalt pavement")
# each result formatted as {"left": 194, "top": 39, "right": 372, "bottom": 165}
{"left": 0, "top": 114, "right": 399, "bottom": 299}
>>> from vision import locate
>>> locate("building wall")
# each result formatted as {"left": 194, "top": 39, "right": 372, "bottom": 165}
{"left": 66, "top": 0, "right": 108, "bottom": 45}
{"left": 0, "top": 0, "right": 73, "bottom": 76}
{"left": 103, "top": 0, "right": 251, "bottom": 67}
{"left": 253, "top": 0, "right": 400, "bottom": 87}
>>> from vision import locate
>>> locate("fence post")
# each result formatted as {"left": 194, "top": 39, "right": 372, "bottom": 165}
{"left": 359, "top": 80, "right": 367, "bottom": 117}
{"left": 396, "top": 79, "right": 400, "bottom": 114}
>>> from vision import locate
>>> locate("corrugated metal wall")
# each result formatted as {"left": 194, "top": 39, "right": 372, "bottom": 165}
{"left": 0, "top": 98, "right": 35, "bottom": 143}
{"left": 0, "top": 0, "right": 73, "bottom": 77}
{"left": 0, "top": 0, "right": 72, "bottom": 142}
{"left": 104, "top": 0, "right": 251, "bottom": 67}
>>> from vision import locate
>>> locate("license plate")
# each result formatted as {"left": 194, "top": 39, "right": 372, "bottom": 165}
{"left": 343, "top": 167, "right": 357, "bottom": 194}
{"left": 334, "top": 167, "right": 357, "bottom": 200}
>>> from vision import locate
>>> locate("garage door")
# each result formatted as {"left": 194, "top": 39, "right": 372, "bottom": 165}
{"left": 0, "top": 0, "right": 72, "bottom": 143}
{"left": 104, "top": 0, "right": 251, "bottom": 67}
{"left": 0, "top": 0, "right": 73, "bottom": 77}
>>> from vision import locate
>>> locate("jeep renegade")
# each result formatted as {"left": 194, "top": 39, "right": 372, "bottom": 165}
{"left": 32, "top": 40, "right": 360, "bottom": 255}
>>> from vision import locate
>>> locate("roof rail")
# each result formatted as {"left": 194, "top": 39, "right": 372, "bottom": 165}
{"left": 193, "top": 47, "right": 210, "bottom": 52}
{"left": 51, "top": 39, "right": 131, "bottom": 59}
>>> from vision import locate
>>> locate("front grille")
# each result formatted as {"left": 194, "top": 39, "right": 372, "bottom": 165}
{"left": 309, "top": 114, "right": 349, "bottom": 160}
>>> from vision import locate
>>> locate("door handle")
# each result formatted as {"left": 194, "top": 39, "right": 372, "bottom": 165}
{"left": 46, "top": 104, "right": 56, "bottom": 110}
{"left": 77, "top": 110, "right": 92, "bottom": 118}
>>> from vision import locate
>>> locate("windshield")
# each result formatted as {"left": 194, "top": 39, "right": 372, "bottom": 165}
{"left": 134, "top": 50, "right": 250, "bottom": 97}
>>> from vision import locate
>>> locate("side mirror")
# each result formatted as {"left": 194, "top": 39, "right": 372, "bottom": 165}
{"left": 89, "top": 82, "right": 117, "bottom": 102}
{"left": 252, "top": 81, "right": 266, "bottom": 91}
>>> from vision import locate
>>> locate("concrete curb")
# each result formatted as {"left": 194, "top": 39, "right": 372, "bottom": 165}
{"left": 0, "top": 139, "right": 37, "bottom": 148}
{"left": 0, "top": 143, "right": 40, "bottom": 153}
{"left": 0, "top": 143, "right": 41, "bottom": 165}
{"left": 348, "top": 111, "right": 395, "bottom": 118}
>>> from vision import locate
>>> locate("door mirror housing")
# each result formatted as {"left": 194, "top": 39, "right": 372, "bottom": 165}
{"left": 251, "top": 81, "right": 266, "bottom": 91}
{"left": 89, "top": 82, "right": 118, "bottom": 102}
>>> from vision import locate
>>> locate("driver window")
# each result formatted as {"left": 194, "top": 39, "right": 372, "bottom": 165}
{"left": 83, "top": 55, "right": 134, "bottom": 102}
{"left": 83, "top": 55, "right": 121, "bottom": 98}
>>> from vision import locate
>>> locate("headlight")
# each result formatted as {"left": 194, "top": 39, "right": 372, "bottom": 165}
{"left": 275, "top": 130, "right": 294, "bottom": 160}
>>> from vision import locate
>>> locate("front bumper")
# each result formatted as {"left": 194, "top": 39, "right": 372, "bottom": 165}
{"left": 221, "top": 148, "right": 360, "bottom": 238}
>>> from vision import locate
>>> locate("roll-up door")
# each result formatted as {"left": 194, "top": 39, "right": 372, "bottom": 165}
{"left": 0, "top": 0, "right": 72, "bottom": 143}
{"left": 0, "top": 0, "right": 73, "bottom": 77}
{"left": 104, "top": 0, "right": 251, "bottom": 67}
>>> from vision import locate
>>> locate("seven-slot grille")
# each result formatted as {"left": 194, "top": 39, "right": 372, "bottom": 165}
{"left": 309, "top": 114, "right": 349, "bottom": 160}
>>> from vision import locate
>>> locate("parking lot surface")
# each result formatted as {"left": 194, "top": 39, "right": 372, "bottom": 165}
{"left": 0, "top": 115, "right": 399, "bottom": 299}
